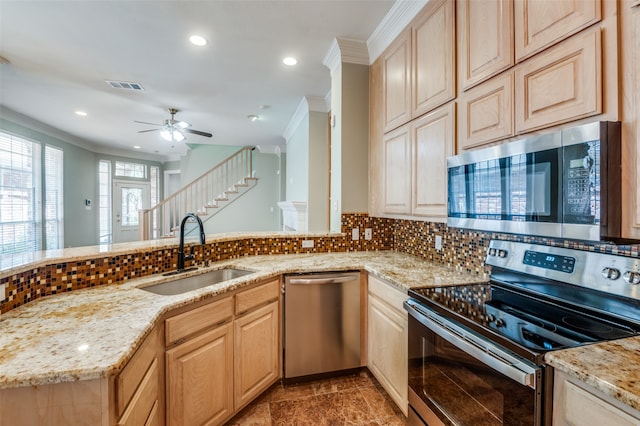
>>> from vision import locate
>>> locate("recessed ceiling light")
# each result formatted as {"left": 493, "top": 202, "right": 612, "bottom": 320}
{"left": 247, "top": 114, "right": 259, "bottom": 122}
{"left": 75, "top": 111, "right": 87, "bottom": 116}
{"left": 283, "top": 57, "right": 297, "bottom": 66}
{"left": 133, "top": 145, "right": 141, "bottom": 149}
{"left": 189, "top": 35, "right": 207, "bottom": 46}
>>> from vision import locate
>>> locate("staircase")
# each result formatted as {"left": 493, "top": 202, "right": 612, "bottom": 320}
{"left": 139, "top": 146, "right": 258, "bottom": 240}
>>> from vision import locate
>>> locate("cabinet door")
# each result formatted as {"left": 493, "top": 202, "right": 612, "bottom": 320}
{"left": 234, "top": 301, "right": 279, "bottom": 410}
{"left": 412, "top": 0, "right": 455, "bottom": 116}
{"left": 412, "top": 102, "right": 455, "bottom": 218}
{"left": 458, "top": 0, "right": 514, "bottom": 90}
{"left": 382, "top": 124, "right": 411, "bottom": 215}
{"left": 459, "top": 71, "right": 514, "bottom": 150}
{"left": 383, "top": 28, "right": 412, "bottom": 133}
{"left": 515, "top": 0, "right": 601, "bottom": 62}
{"left": 515, "top": 28, "right": 601, "bottom": 133}
{"left": 367, "top": 284, "right": 408, "bottom": 416}
{"left": 166, "top": 323, "right": 233, "bottom": 426}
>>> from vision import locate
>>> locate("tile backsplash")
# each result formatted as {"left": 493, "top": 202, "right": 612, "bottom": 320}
{"left": 2, "top": 212, "right": 639, "bottom": 314}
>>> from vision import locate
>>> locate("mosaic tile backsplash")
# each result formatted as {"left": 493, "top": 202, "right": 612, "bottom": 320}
{"left": 2, "top": 213, "right": 640, "bottom": 314}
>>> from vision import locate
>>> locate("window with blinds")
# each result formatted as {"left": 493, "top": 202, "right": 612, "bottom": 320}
{"left": 0, "top": 131, "right": 64, "bottom": 254}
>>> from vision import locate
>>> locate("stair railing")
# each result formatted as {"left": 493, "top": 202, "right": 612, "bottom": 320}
{"left": 139, "top": 146, "right": 255, "bottom": 240}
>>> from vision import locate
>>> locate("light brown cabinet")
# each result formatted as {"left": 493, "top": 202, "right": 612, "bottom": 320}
{"left": 166, "top": 323, "right": 233, "bottom": 426}
{"left": 459, "top": 71, "right": 514, "bottom": 150}
{"left": 382, "top": 124, "right": 412, "bottom": 215}
{"left": 116, "top": 326, "right": 164, "bottom": 426}
{"left": 412, "top": 0, "right": 456, "bottom": 116}
{"left": 383, "top": 28, "right": 412, "bottom": 133}
{"left": 382, "top": 102, "right": 454, "bottom": 219}
{"left": 514, "top": 0, "right": 601, "bottom": 62}
{"left": 458, "top": 0, "right": 514, "bottom": 90}
{"left": 233, "top": 282, "right": 280, "bottom": 410}
{"left": 515, "top": 28, "right": 602, "bottom": 133}
{"left": 164, "top": 278, "right": 280, "bottom": 426}
{"left": 412, "top": 102, "right": 455, "bottom": 217}
{"left": 553, "top": 370, "right": 640, "bottom": 425}
{"left": 367, "top": 275, "right": 409, "bottom": 416}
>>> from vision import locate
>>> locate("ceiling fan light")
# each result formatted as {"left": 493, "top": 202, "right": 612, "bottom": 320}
{"left": 172, "top": 130, "right": 186, "bottom": 142}
{"left": 160, "top": 129, "right": 173, "bottom": 141}
{"left": 176, "top": 121, "right": 190, "bottom": 129}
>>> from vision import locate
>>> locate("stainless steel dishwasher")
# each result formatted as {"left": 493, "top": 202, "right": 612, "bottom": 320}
{"left": 284, "top": 271, "right": 361, "bottom": 381}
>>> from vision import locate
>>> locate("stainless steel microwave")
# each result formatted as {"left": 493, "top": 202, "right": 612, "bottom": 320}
{"left": 447, "top": 121, "right": 621, "bottom": 241}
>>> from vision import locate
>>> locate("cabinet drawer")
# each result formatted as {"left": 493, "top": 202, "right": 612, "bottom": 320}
{"left": 368, "top": 275, "right": 408, "bottom": 314}
{"left": 459, "top": 71, "right": 514, "bottom": 150}
{"left": 515, "top": 28, "right": 601, "bottom": 133}
{"left": 166, "top": 296, "right": 233, "bottom": 345}
{"left": 117, "top": 358, "right": 159, "bottom": 426}
{"left": 235, "top": 279, "right": 280, "bottom": 315}
{"left": 116, "top": 327, "right": 159, "bottom": 417}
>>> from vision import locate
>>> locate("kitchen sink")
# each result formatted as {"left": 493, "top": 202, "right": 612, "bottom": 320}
{"left": 140, "top": 268, "right": 254, "bottom": 296}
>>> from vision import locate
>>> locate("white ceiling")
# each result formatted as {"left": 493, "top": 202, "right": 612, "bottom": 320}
{"left": 0, "top": 0, "right": 395, "bottom": 161}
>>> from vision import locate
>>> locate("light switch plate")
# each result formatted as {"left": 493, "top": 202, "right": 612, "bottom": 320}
{"left": 435, "top": 235, "right": 443, "bottom": 251}
{"left": 302, "top": 240, "right": 314, "bottom": 248}
{"left": 352, "top": 228, "right": 359, "bottom": 240}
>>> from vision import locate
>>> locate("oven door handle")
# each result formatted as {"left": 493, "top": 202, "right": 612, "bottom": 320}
{"left": 405, "top": 300, "right": 538, "bottom": 389}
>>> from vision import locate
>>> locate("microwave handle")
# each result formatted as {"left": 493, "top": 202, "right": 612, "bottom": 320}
{"left": 405, "top": 300, "right": 538, "bottom": 389}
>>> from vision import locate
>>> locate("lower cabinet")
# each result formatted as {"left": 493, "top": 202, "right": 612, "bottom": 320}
{"left": 553, "top": 370, "right": 640, "bottom": 425}
{"left": 164, "top": 278, "right": 280, "bottom": 426}
{"left": 367, "top": 275, "right": 409, "bottom": 416}
{"left": 234, "top": 301, "right": 279, "bottom": 409}
{"left": 166, "top": 323, "right": 234, "bottom": 426}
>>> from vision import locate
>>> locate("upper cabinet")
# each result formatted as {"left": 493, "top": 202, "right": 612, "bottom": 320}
{"left": 382, "top": 1, "right": 456, "bottom": 133}
{"left": 515, "top": 28, "right": 601, "bottom": 133}
{"left": 382, "top": 124, "right": 412, "bottom": 214}
{"left": 412, "top": 0, "right": 456, "bottom": 116}
{"left": 514, "top": 0, "right": 601, "bottom": 62}
{"left": 458, "top": 0, "right": 514, "bottom": 90}
{"left": 383, "top": 29, "right": 412, "bottom": 133}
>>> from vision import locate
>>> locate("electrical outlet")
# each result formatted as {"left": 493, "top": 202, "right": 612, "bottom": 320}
{"left": 364, "top": 228, "right": 372, "bottom": 240}
{"left": 435, "top": 235, "right": 443, "bottom": 251}
{"left": 302, "top": 240, "right": 314, "bottom": 248}
{"left": 352, "top": 228, "right": 359, "bottom": 240}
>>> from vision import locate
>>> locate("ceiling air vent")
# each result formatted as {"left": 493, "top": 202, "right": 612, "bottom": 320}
{"left": 105, "top": 80, "right": 144, "bottom": 91}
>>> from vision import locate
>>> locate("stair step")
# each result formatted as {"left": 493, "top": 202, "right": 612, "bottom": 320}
{"left": 205, "top": 203, "right": 219, "bottom": 209}
{"left": 215, "top": 197, "right": 229, "bottom": 202}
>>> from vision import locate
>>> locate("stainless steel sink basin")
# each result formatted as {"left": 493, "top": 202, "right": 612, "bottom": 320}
{"left": 140, "top": 268, "right": 254, "bottom": 295}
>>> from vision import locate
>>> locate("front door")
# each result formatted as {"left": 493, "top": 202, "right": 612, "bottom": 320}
{"left": 113, "top": 180, "right": 150, "bottom": 243}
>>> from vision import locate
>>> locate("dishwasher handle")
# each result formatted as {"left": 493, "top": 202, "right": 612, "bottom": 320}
{"left": 288, "top": 276, "right": 355, "bottom": 285}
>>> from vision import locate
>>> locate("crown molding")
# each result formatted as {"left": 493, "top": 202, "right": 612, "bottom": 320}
{"left": 282, "top": 95, "right": 329, "bottom": 143}
{"left": 367, "top": 0, "right": 428, "bottom": 63}
{"left": 323, "top": 37, "right": 369, "bottom": 75}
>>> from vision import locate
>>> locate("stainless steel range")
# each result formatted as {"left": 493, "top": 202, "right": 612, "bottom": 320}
{"left": 404, "top": 240, "right": 640, "bottom": 426}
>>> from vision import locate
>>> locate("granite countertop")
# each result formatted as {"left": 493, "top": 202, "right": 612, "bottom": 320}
{"left": 545, "top": 338, "right": 640, "bottom": 413}
{"left": 0, "top": 251, "right": 487, "bottom": 389}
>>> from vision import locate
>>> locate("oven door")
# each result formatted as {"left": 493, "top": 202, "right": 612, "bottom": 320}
{"left": 405, "top": 299, "right": 543, "bottom": 426}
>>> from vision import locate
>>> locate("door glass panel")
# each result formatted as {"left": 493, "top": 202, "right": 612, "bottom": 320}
{"left": 121, "top": 187, "right": 142, "bottom": 227}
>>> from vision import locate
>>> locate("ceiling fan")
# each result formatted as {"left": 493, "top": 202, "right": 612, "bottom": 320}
{"left": 135, "top": 108, "right": 212, "bottom": 142}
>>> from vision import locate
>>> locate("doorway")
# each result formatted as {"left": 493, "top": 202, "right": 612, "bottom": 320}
{"left": 113, "top": 180, "right": 150, "bottom": 243}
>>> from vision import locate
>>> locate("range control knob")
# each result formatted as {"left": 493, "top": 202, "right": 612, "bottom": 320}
{"left": 497, "top": 249, "right": 508, "bottom": 258}
{"left": 623, "top": 271, "right": 640, "bottom": 285}
{"left": 495, "top": 318, "right": 506, "bottom": 328}
{"left": 488, "top": 248, "right": 497, "bottom": 256}
{"left": 601, "top": 267, "right": 621, "bottom": 280}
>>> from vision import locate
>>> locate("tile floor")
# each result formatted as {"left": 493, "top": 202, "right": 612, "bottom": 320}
{"left": 226, "top": 369, "right": 407, "bottom": 425}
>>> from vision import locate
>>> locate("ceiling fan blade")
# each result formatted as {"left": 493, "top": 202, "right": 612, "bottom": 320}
{"left": 137, "top": 128, "right": 161, "bottom": 133}
{"left": 184, "top": 129, "right": 212, "bottom": 137}
{"left": 134, "top": 120, "right": 162, "bottom": 126}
